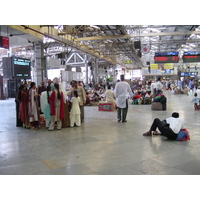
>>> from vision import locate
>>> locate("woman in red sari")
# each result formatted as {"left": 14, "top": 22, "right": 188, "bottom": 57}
{"left": 18, "top": 84, "right": 30, "bottom": 128}
{"left": 48, "top": 83, "right": 64, "bottom": 130}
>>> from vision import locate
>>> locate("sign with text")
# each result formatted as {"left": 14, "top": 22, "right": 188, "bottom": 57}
{"left": 154, "top": 52, "right": 179, "bottom": 63}
{"left": 124, "top": 60, "right": 132, "bottom": 64}
{"left": 150, "top": 64, "right": 158, "bottom": 70}
{"left": 0, "top": 36, "right": 9, "bottom": 49}
{"left": 183, "top": 52, "right": 200, "bottom": 63}
{"left": 164, "top": 63, "right": 173, "bottom": 69}
{"left": 13, "top": 57, "right": 31, "bottom": 79}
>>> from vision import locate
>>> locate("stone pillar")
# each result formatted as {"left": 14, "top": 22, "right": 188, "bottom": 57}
{"left": 95, "top": 58, "right": 99, "bottom": 84}
{"left": 90, "top": 59, "right": 99, "bottom": 85}
{"left": 84, "top": 55, "right": 88, "bottom": 84}
{"left": 8, "top": 47, "right": 12, "bottom": 57}
{"left": 33, "top": 42, "right": 45, "bottom": 86}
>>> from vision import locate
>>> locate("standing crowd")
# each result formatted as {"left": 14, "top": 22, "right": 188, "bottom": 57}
{"left": 15, "top": 75, "right": 199, "bottom": 139}
{"left": 16, "top": 79, "right": 86, "bottom": 130}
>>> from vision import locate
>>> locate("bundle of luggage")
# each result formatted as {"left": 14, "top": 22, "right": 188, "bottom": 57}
{"left": 132, "top": 91, "right": 152, "bottom": 105}
{"left": 98, "top": 102, "right": 116, "bottom": 112}
{"left": 142, "top": 97, "right": 152, "bottom": 105}
{"left": 151, "top": 94, "right": 167, "bottom": 110}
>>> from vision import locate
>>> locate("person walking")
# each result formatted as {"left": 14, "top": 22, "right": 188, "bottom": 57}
{"left": 177, "top": 78, "right": 182, "bottom": 90}
{"left": 114, "top": 75, "right": 133, "bottom": 123}
{"left": 48, "top": 83, "right": 64, "bottom": 130}
{"left": 191, "top": 93, "right": 200, "bottom": 110}
{"left": 70, "top": 90, "right": 81, "bottom": 127}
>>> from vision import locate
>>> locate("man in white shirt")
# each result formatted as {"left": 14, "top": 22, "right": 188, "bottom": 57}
{"left": 105, "top": 85, "right": 115, "bottom": 103}
{"left": 155, "top": 76, "right": 163, "bottom": 95}
{"left": 114, "top": 75, "right": 133, "bottom": 123}
{"left": 196, "top": 86, "right": 200, "bottom": 98}
{"left": 143, "top": 112, "right": 184, "bottom": 140}
{"left": 150, "top": 81, "right": 156, "bottom": 97}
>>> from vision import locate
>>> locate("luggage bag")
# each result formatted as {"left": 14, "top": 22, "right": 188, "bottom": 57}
{"left": 151, "top": 102, "right": 163, "bottom": 110}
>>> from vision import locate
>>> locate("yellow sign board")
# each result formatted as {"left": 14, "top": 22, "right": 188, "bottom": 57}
{"left": 164, "top": 63, "right": 173, "bottom": 69}
{"left": 150, "top": 64, "right": 158, "bottom": 70}
{"left": 124, "top": 60, "right": 132, "bottom": 64}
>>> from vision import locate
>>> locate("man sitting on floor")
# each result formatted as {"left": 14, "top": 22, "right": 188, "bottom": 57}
{"left": 143, "top": 112, "right": 184, "bottom": 140}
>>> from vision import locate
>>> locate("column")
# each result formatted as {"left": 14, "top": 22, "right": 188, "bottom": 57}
{"left": 84, "top": 55, "right": 88, "bottom": 84}
{"left": 94, "top": 58, "right": 99, "bottom": 84}
{"left": 33, "top": 42, "right": 45, "bottom": 86}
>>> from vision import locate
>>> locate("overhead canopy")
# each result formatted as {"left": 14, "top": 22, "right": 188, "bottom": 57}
{"left": 0, "top": 25, "right": 200, "bottom": 69}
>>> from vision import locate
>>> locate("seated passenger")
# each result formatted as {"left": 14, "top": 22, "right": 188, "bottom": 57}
{"left": 85, "top": 92, "right": 91, "bottom": 105}
{"left": 132, "top": 91, "right": 142, "bottom": 99}
{"left": 91, "top": 92, "right": 101, "bottom": 102}
{"left": 104, "top": 85, "right": 115, "bottom": 103}
{"left": 145, "top": 91, "right": 152, "bottom": 98}
{"left": 143, "top": 112, "right": 184, "bottom": 140}
{"left": 99, "top": 87, "right": 105, "bottom": 94}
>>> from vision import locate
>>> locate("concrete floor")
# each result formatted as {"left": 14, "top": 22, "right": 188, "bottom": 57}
{"left": 0, "top": 90, "right": 200, "bottom": 175}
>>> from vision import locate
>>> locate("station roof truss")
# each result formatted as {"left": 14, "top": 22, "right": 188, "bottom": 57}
{"left": 0, "top": 25, "right": 200, "bottom": 70}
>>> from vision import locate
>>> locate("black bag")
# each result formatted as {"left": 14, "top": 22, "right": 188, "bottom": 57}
{"left": 162, "top": 103, "right": 167, "bottom": 110}
{"left": 160, "top": 96, "right": 167, "bottom": 110}
{"left": 160, "top": 96, "right": 167, "bottom": 104}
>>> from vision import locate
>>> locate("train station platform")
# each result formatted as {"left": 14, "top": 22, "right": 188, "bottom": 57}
{"left": 0, "top": 90, "right": 200, "bottom": 175}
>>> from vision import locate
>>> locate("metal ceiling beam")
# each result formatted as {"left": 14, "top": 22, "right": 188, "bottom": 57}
{"left": 7, "top": 25, "right": 124, "bottom": 67}
{"left": 148, "top": 39, "right": 200, "bottom": 45}
{"left": 8, "top": 25, "right": 44, "bottom": 40}
{"left": 74, "top": 31, "right": 200, "bottom": 42}
{"left": 88, "top": 38, "right": 200, "bottom": 48}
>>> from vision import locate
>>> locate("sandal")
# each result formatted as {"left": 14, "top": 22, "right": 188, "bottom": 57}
{"left": 153, "top": 131, "right": 161, "bottom": 135}
{"left": 143, "top": 131, "right": 152, "bottom": 136}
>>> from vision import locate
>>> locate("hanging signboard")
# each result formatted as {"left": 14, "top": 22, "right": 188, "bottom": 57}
{"left": 124, "top": 60, "right": 132, "bottom": 64}
{"left": 154, "top": 52, "right": 179, "bottom": 63}
{"left": 13, "top": 57, "right": 31, "bottom": 79}
{"left": 183, "top": 51, "right": 200, "bottom": 63}
{"left": 150, "top": 64, "right": 158, "bottom": 70}
{"left": 0, "top": 36, "right": 9, "bottom": 49}
{"left": 164, "top": 63, "right": 173, "bottom": 69}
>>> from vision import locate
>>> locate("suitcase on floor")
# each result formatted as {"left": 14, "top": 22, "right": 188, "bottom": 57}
{"left": 151, "top": 102, "right": 163, "bottom": 110}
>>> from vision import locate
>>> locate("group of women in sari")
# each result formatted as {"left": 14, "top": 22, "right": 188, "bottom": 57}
{"left": 17, "top": 81, "right": 67, "bottom": 130}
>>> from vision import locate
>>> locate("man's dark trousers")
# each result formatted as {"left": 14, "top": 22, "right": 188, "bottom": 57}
{"left": 117, "top": 99, "right": 128, "bottom": 122}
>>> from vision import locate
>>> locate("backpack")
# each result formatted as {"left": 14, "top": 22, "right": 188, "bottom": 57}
{"left": 176, "top": 129, "right": 190, "bottom": 141}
